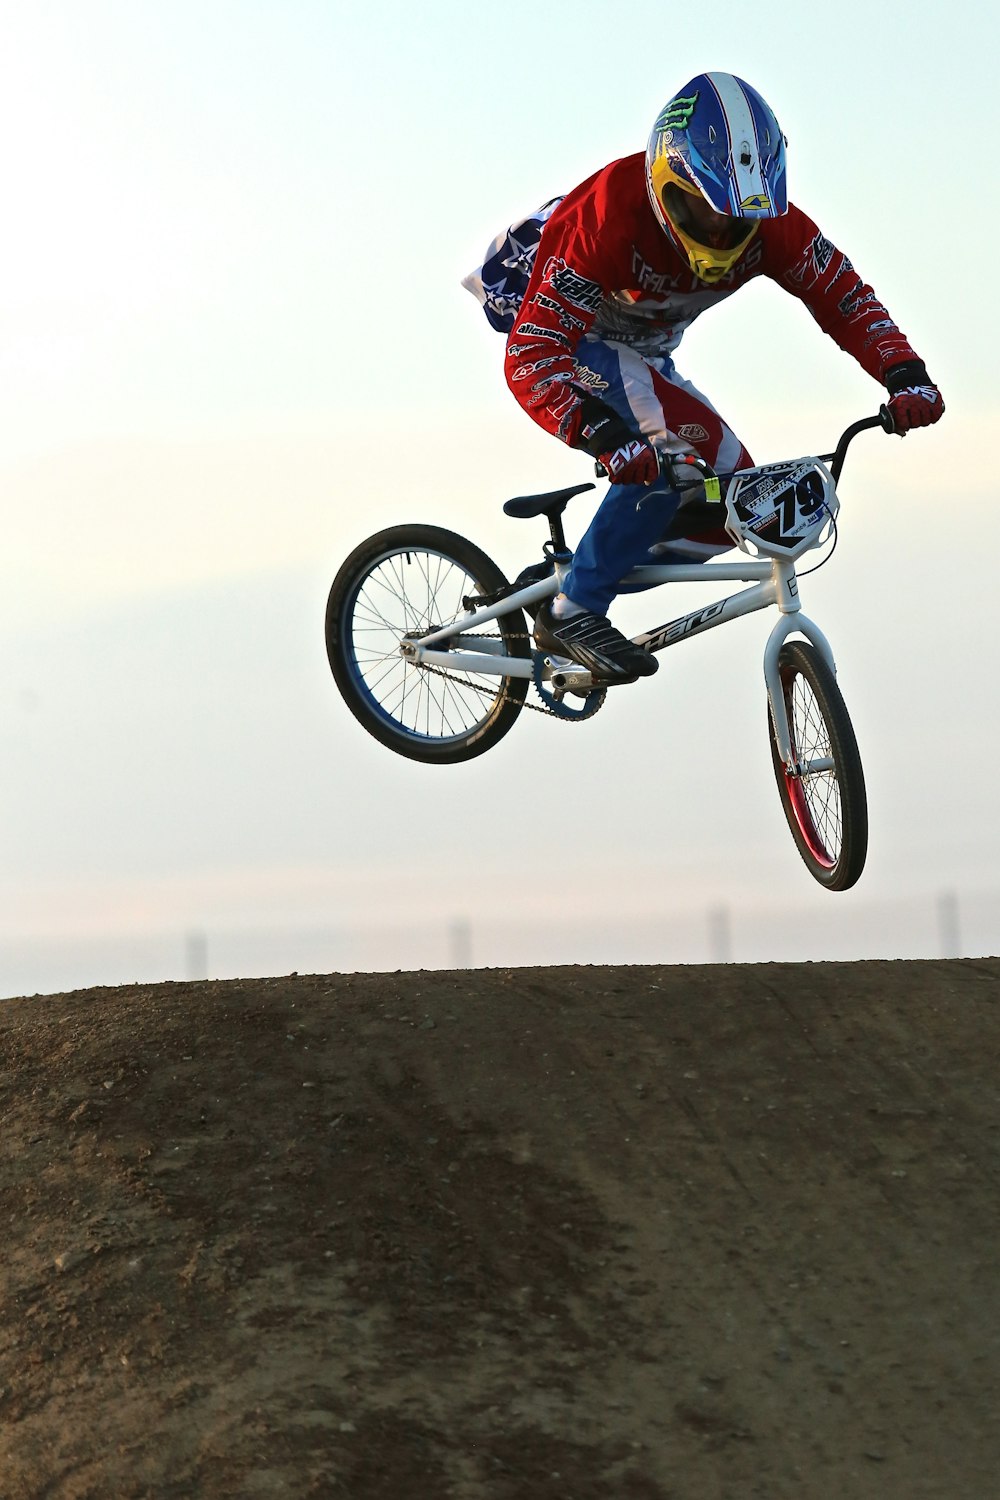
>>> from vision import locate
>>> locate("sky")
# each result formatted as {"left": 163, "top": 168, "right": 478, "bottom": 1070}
{"left": 0, "top": 0, "right": 997, "bottom": 994}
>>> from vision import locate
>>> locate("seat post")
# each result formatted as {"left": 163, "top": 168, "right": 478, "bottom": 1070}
{"left": 548, "top": 507, "right": 568, "bottom": 554}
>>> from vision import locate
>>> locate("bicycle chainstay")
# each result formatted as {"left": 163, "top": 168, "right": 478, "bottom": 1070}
{"left": 414, "top": 632, "right": 605, "bottom": 721}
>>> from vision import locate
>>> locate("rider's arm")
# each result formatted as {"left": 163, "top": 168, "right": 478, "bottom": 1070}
{"left": 763, "top": 203, "right": 916, "bottom": 377}
{"left": 761, "top": 204, "right": 941, "bottom": 405}
{"left": 762, "top": 205, "right": 944, "bottom": 429}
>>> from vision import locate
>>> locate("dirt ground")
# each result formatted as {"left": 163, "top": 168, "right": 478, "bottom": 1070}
{"left": 1, "top": 958, "right": 998, "bottom": 1499}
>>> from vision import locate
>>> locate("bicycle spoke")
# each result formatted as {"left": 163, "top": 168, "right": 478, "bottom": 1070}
{"left": 343, "top": 545, "right": 510, "bottom": 743}
{"left": 789, "top": 673, "right": 842, "bottom": 862}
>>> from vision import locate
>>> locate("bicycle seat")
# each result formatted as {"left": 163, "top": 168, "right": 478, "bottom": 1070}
{"left": 503, "top": 482, "right": 595, "bottom": 520}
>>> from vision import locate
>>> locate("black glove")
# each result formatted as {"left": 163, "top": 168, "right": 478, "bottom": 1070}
{"left": 576, "top": 396, "right": 657, "bottom": 485}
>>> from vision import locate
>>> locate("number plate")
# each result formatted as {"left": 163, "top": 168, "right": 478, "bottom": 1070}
{"left": 725, "top": 460, "right": 838, "bottom": 560}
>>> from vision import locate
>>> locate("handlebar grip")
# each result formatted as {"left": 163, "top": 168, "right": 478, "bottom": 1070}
{"left": 878, "top": 402, "right": 897, "bottom": 434}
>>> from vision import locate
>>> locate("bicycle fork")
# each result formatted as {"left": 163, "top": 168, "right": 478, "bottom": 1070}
{"left": 633, "top": 557, "right": 837, "bottom": 771}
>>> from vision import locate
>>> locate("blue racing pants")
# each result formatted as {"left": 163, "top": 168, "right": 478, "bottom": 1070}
{"left": 561, "top": 339, "right": 753, "bottom": 616}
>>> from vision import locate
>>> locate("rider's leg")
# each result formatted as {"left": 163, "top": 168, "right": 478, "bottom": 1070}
{"left": 562, "top": 347, "right": 754, "bottom": 610}
{"left": 560, "top": 479, "right": 680, "bottom": 615}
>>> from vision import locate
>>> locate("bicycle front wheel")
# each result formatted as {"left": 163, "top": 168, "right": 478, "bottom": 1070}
{"left": 768, "top": 640, "right": 868, "bottom": 891}
{"left": 325, "top": 524, "right": 530, "bottom": 764}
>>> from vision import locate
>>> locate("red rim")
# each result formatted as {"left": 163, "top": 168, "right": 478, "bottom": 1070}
{"left": 784, "top": 772, "right": 835, "bottom": 869}
{"left": 781, "top": 668, "right": 838, "bottom": 871}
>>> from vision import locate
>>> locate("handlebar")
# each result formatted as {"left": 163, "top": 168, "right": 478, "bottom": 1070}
{"left": 594, "top": 407, "right": 897, "bottom": 490}
{"left": 822, "top": 405, "right": 896, "bottom": 484}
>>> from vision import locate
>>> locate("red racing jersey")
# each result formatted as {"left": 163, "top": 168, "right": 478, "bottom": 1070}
{"left": 486, "top": 153, "right": 920, "bottom": 448}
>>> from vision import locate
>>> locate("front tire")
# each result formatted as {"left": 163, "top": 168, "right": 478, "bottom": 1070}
{"left": 325, "top": 525, "right": 530, "bottom": 764}
{"left": 769, "top": 640, "right": 868, "bottom": 891}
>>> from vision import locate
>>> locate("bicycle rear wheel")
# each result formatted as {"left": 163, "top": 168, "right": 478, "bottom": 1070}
{"left": 325, "top": 524, "right": 530, "bottom": 764}
{"left": 769, "top": 640, "right": 868, "bottom": 891}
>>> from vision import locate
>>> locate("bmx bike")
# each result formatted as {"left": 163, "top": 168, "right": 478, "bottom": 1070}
{"left": 325, "top": 411, "right": 895, "bottom": 892}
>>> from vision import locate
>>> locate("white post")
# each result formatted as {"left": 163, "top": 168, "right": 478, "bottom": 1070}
{"left": 708, "top": 905, "right": 732, "bottom": 964}
{"left": 449, "top": 919, "right": 472, "bottom": 969}
{"left": 938, "top": 892, "right": 961, "bottom": 959}
{"left": 185, "top": 930, "right": 208, "bottom": 982}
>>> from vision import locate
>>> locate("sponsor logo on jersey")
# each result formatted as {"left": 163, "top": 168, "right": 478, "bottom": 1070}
{"left": 510, "top": 356, "right": 561, "bottom": 382}
{"left": 677, "top": 423, "right": 710, "bottom": 442}
{"left": 829, "top": 256, "right": 855, "bottom": 289}
{"left": 812, "top": 235, "right": 835, "bottom": 272}
{"left": 836, "top": 277, "right": 863, "bottom": 313}
{"left": 838, "top": 283, "right": 878, "bottom": 319}
{"left": 543, "top": 256, "right": 604, "bottom": 313}
{"left": 513, "top": 322, "right": 572, "bottom": 349}
{"left": 530, "top": 370, "right": 573, "bottom": 392}
{"left": 571, "top": 363, "right": 610, "bottom": 391}
{"left": 530, "top": 291, "right": 587, "bottom": 332}
{"left": 788, "top": 232, "right": 836, "bottom": 289}
{"left": 630, "top": 248, "right": 686, "bottom": 295}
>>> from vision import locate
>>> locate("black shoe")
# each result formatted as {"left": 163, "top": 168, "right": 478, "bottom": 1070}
{"left": 534, "top": 603, "right": 658, "bottom": 681}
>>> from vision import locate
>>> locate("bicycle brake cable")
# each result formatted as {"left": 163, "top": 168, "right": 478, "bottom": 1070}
{"left": 795, "top": 504, "right": 839, "bottom": 578}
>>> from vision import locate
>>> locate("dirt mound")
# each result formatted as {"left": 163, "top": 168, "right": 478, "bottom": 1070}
{"left": 1, "top": 959, "right": 998, "bottom": 1498}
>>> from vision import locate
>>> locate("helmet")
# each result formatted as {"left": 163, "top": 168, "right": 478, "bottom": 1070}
{"left": 646, "top": 72, "right": 787, "bottom": 284}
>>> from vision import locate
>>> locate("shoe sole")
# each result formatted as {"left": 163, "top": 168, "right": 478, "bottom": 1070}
{"left": 534, "top": 638, "right": 657, "bottom": 683}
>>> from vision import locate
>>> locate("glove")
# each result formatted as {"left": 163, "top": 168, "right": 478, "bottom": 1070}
{"left": 598, "top": 438, "right": 659, "bottom": 486}
{"left": 575, "top": 396, "right": 658, "bottom": 486}
{"left": 884, "top": 360, "right": 944, "bottom": 434}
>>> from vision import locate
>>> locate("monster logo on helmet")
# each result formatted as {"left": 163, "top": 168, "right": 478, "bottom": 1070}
{"left": 646, "top": 72, "right": 788, "bottom": 284}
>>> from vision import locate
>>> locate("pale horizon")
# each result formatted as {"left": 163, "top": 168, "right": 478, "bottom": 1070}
{"left": 1, "top": 0, "right": 997, "bottom": 995}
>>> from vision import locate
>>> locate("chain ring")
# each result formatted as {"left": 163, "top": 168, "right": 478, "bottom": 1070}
{"left": 530, "top": 651, "right": 607, "bottom": 720}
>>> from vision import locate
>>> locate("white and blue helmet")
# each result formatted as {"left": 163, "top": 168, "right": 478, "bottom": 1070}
{"left": 646, "top": 72, "right": 788, "bottom": 282}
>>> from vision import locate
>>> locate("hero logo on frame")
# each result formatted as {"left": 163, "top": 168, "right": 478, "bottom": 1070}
{"left": 646, "top": 598, "right": 726, "bottom": 650}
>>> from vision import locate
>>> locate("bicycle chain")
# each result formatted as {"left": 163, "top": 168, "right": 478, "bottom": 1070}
{"left": 415, "top": 633, "right": 605, "bottom": 721}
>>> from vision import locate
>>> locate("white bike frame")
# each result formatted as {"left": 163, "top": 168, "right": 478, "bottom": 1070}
{"left": 405, "top": 551, "right": 835, "bottom": 767}
{"left": 404, "top": 415, "right": 893, "bottom": 771}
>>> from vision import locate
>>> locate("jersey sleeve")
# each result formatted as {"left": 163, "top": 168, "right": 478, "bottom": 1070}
{"left": 502, "top": 174, "right": 618, "bottom": 447}
{"left": 764, "top": 205, "right": 921, "bottom": 382}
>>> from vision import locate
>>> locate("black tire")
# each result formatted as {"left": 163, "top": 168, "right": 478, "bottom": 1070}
{"left": 769, "top": 640, "right": 868, "bottom": 891}
{"left": 325, "top": 525, "right": 530, "bottom": 764}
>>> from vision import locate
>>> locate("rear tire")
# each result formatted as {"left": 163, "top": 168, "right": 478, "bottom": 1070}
{"left": 769, "top": 640, "right": 868, "bottom": 891}
{"left": 325, "top": 525, "right": 530, "bottom": 764}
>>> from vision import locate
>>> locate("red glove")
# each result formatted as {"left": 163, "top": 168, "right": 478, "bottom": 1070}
{"left": 884, "top": 360, "right": 944, "bottom": 434}
{"left": 598, "top": 438, "right": 659, "bottom": 486}
{"left": 887, "top": 384, "right": 944, "bottom": 433}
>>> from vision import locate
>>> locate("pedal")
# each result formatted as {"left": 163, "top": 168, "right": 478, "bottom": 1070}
{"left": 531, "top": 652, "right": 605, "bottom": 720}
{"left": 543, "top": 658, "right": 595, "bottom": 699}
